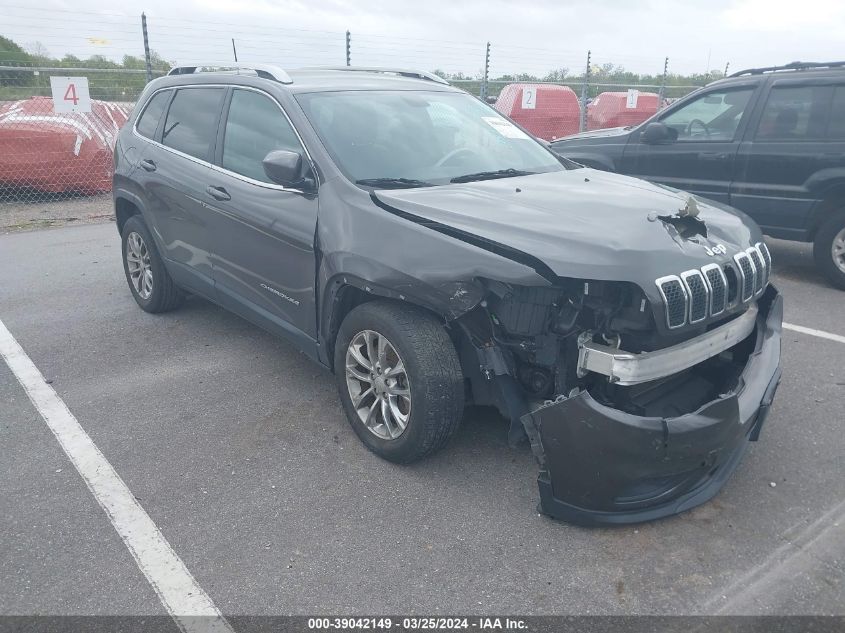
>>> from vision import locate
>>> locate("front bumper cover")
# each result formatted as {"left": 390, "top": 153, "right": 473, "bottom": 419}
{"left": 521, "top": 285, "right": 783, "bottom": 526}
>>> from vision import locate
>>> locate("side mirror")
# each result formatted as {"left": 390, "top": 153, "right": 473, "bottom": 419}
{"left": 641, "top": 122, "right": 677, "bottom": 145}
{"left": 262, "top": 150, "right": 314, "bottom": 190}
{"left": 535, "top": 136, "right": 552, "bottom": 148}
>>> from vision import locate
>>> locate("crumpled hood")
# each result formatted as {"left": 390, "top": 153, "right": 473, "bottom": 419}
{"left": 373, "top": 169, "right": 763, "bottom": 289}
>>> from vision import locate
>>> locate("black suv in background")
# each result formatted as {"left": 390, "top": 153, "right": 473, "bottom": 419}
{"left": 550, "top": 61, "right": 845, "bottom": 289}
{"left": 113, "top": 64, "right": 782, "bottom": 525}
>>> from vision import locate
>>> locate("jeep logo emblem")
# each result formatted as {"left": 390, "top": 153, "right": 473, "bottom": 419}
{"left": 703, "top": 243, "right": 727, "bottom": 256}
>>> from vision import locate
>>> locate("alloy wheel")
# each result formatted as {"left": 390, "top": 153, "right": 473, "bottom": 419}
{"left": 832, "top": 227, "right": 845, "bottom": 274}
{"left": 345, "top": 329, "right": 411, "bottom": 440}
{"left": 125, "top": 231, "right": 153, "bottom": 299}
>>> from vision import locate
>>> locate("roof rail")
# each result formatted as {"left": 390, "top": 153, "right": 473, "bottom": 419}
{"left": 304, "top": 66, "right": 450, "bottom": 85}
{"left": 729, "top": 60, "right": 845, "bottom": 77}
{"left": 167, "top": 63, "right": 292, "bottom": 84}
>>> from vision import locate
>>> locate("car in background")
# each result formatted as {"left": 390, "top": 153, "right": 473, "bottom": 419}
{"left": 587, "top": 91, "right": 660, "bottom": 131}
{"left": 494, "top": 83, "right": 581, "bottom": 140}
{"left": 549, "top": 61, "right": 845, "bottom": 289}
{"left": 0, "top": 96, "right": 129, "bottom": 195}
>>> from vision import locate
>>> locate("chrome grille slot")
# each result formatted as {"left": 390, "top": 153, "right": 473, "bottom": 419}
{"left": 756, "top": 242, "right": 771, "bottom": 288}
{"left": 681, "top": 270, "right": 708, "bottom": 323}
{"left": 747, "top": 247, "right": 764, "bottom": 294}
{"left": 656, "top": 276, "right": 687, "bottom": 329}
{"left": 724, "top": 264, "right": 739, "bottom": 304}
{"left": 759, "top": 241, "right": 772, "bottom": 270}
{"left": 702, "top": 263, "right": 727, "bottom": 316}
{"left": 734, "top": 252, "right": 755, "bottom": 302}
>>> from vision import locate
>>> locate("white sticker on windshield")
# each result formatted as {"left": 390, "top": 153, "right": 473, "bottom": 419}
{"left": 482, "top": 116, "right": 530, "bottom": 139}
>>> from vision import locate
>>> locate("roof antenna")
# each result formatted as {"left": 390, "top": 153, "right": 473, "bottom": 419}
{"left": 232, "top": 38, "right": 238, "bottom": 62}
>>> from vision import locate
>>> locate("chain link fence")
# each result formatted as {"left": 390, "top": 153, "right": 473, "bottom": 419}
{"left": 2, "top": 6, "right": 724, "bottom": 206}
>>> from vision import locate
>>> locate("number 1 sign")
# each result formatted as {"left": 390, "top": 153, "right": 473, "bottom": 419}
{"left": 50, "top": 77, "right": 92, "bottom": 113}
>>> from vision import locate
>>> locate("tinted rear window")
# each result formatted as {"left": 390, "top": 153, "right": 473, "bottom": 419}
{"left": 136, "top": 90, "right": 170, "bottom": 140}
{"left": 755, "top": 85, "right": 830, "bottom": 140}
{"left": 829, "top": 86, "right": 845, "bottom": 139}
{"left": 162, "top": 88, "right": 225, "bottom": 160}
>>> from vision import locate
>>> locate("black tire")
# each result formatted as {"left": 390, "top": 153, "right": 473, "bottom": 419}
{"left": 121, "top": 215, "right": 184, "bottom": 312}
{"left": 813, "top": 210, "right": 845, "bottom": 290}
{"left": 333, "top": 300, "right": 464, "bottom": 463}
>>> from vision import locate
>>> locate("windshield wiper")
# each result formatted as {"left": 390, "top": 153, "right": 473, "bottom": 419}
{"left": 355, "top": 178, "right": 433, "bottom": 189}
{"left": 450, "top": 168, "right": 535, "bottom": 183}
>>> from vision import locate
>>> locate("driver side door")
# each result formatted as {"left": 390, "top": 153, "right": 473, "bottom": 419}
{"left": 627, "top": 85, "right": 758, "bottom": 204}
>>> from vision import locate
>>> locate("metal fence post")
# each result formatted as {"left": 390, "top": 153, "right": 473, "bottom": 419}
{"left": 579, "top": 50, "right": 591, "bottom": 132}
{"left": 141, "top": 13, "right": 152, "bottom": 84}
{"left": 658, "top": 56, "right": 669, "bottom": 107}
{"left": 346, "top": 30, "right": 351, "bottom": 66}
{"left": 480, "top": 42, "right": 490, "bottom": 100}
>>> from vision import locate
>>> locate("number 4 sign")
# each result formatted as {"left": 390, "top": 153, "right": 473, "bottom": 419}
{"left": 50, "top": 77, "right": 91, "bottom": 113}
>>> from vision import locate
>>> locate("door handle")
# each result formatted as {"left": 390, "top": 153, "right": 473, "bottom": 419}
{"left": 140, "top": 159, "right": 156, "bottom": 172}
{"left": 205, "top": 185, "right": 231, "bottom": 201}
{"left": 699, "top": 152, "right": 728, "bottom": 161}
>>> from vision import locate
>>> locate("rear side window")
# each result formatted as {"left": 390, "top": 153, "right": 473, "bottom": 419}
{"left": 755, "top": 85, "right": 830, "bottom": 140}
{"left": 162, "top": 88, "right": 225, "bottom": 160}
{"left": 828, "top": 86, "right": 845, "bottom": 139}
{"left": 222, "top": 89, "right": 303, "bottom": 183}
{"left": 135, "top": 91, "right": 170, "bottom": 140}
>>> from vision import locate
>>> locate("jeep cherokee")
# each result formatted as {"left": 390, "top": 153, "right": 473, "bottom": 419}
{"left": 113, "top": 64, "right": 783, "bottom": 525}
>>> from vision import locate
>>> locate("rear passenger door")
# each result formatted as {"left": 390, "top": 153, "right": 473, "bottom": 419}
{"left": 731, "top": 80, "right": 836, "bottom": 237}
{"left": 139, "top": 86, "right": 226, "bottom": 295}
{"left": 205, "top": 87, "right": 319, "bottom": 342}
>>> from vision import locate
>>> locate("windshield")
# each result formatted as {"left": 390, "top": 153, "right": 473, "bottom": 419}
{"left": 295, "top": 90, "right": 565, "bottom": 186}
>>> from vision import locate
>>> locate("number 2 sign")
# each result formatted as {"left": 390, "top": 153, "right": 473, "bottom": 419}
{"left": 50, "top": 77, "right": 91, "bottom": 113}
{"left": 521, "top": 87, "right": 537, "bottom": 110}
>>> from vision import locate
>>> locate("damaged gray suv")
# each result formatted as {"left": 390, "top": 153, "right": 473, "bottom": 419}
{"left": 113, "top": 64, "right": 783, "bottom": 525}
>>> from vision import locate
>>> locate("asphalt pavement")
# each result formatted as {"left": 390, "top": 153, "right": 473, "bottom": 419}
{"left": 1, "top": 224, "right": 843, "bottom": 617}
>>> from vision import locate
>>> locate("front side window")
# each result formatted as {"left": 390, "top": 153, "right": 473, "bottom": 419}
{"left": 755, "top": 85, "right": 830, "bottom": 140}
{"left": 222, "top": 89, "right": 303, "bottom": 183}
{"left": 162, "top": 88, "right": 225, "bottom": 160}
{"left": 661, "top": 88, "right": 754, "bottom": 141}
{"left": 135, "top": 90, "right": 170, "bottom": 140}
{"left": 295, "top": 90, "right": 564, "bottom": 186}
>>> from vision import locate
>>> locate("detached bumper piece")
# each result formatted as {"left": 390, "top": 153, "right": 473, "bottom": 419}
{"left": 522, "top": 286, "right": 783, "bottom": 526}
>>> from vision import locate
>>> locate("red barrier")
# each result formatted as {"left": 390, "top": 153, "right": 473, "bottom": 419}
{"left": 0, "top": 96, "right": 130, "bottom": 194}
{"left": 587, "top": 91, "right": 659, "bottom": 131}
{"left": 494, "top": 84, "right": 581, "bottom": 141}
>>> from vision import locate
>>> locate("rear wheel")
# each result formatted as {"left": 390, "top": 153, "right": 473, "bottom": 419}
{"left": 121, "top": 215, "right": 184, "bottom": 312}
{"left": 334, "top": 300, "right": 464, "bottom": 463}
{"left": 813, "top": 210, "right": 845, "bottom": 290}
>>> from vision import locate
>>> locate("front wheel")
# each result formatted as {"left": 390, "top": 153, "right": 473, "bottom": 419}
{"left": 813, "top": 210, "right": 845, "bottom": 290}
{"left": 334, "top": 300, "right": 464, "bottom": 463}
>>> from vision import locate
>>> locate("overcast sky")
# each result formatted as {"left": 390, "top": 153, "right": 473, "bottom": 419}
{"left": 3, "top": 0, "right": 844, "bottom": 77}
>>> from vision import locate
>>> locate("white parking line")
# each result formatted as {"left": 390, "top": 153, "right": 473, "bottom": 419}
{"left": 0, "top": 318, "right": 234, "bottom": 633}
{"left": 783, "top": 322, "right": 845, "bottom": 345}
